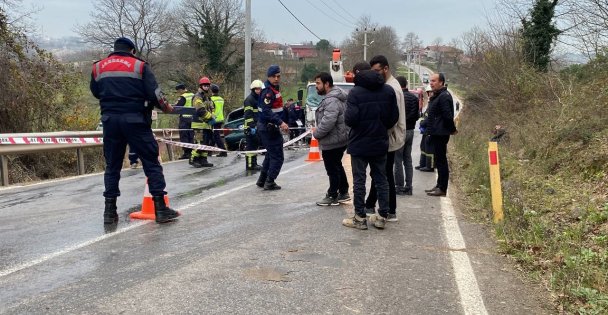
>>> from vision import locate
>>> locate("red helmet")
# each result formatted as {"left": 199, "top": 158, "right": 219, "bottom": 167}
{"left": 199, "top": 77, "right": 211, "bottom": 85}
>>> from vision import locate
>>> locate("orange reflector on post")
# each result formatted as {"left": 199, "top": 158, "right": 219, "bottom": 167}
{"left": 489, "top": 151, "right": 498, "bottom": 165}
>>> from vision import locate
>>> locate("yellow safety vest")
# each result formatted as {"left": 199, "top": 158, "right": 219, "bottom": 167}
{"left": 180, "top": 92, "right": 194, "bottom": 118}
{"left": 211, "top": 95, "right": 225, "bottom": 123}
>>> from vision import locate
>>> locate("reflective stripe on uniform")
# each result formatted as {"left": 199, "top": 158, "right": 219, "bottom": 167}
{"left": 95, "top": 71, "right": 142, "bottom": 81}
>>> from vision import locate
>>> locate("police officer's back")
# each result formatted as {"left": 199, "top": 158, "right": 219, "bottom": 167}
{"left": 90, "top": 37, "right": 179, "bottom": 224}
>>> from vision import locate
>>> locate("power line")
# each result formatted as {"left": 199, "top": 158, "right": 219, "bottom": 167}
{"left": 318, "top": 0, "right": 355, "bottom": 27}
{"left": 304, "top": 0, "right": 353, "bottom": 29}
{"left": 277, "top": 0, "right": 322, "bottom": 41}
{"left": 330, "top": 0, "right": 358, "bottom": 20}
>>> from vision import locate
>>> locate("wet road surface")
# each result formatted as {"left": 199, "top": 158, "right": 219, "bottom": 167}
{"left": 0, "top": 139, "right": 551, "bottom": 314}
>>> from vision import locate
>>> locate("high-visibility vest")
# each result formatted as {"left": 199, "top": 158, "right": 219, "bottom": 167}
{"left": 211, "top": 95, "right": 225, "bottom": 123}
{"left": 180, "top": 92, "right": 194, "bottom": 118}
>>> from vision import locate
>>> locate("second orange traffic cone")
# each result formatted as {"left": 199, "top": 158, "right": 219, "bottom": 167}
{"left": 305, "top": 133, "right": 322, "bottom": 162}
{"left": 130, "top": 178, "right": 169, "bottom": 220}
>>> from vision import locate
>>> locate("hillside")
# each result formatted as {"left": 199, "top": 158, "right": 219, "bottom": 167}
{"left": 445, "top": 56, "right": 608, "bottom": 313}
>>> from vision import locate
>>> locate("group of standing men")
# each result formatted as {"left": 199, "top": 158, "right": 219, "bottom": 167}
{"left": 309, "top": 55, "right": 458, "bottom": 231}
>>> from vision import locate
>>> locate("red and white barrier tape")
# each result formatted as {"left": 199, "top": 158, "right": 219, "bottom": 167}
{"left": 0, "top": 136, "right": 103, "bottom": 145}
{"left": 156, "top": 129, "right": 311, "bottom": 155}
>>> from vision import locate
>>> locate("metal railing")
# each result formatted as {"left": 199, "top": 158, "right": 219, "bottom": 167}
{"left": 0, "top": 130, "right": 180, "bottom": 186}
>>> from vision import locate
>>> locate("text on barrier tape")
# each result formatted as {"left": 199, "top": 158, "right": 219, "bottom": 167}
{"left": 0, "top": 137, "right": 103, "bottom": 145}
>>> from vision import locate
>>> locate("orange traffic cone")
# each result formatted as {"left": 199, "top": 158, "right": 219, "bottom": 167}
{"left": 305, "top": 134, "right": 322, "bottom": 161}
{"left": 129, "top": 178, "right": 169, "bottom": 220}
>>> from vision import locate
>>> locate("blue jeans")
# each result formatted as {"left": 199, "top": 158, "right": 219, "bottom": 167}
{"left": 365, "top": 151, "right": 396, "bottom": 214}
{"left": 395, "top": 130, "right": 414, "bottom": 188}
{"left": 351, "top": 155, "right": 389, "bottom": 218}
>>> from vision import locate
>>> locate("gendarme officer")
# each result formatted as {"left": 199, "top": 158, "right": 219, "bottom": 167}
{"left": 256, "top": 65, "right": 289, "bottom": 190}
{"left": 90, "top": 37, "right": 180, "bottom": 224}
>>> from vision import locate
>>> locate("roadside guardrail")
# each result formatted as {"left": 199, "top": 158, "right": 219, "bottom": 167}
{"left": 0, "top": 130, "right": 179, "bottom": 186}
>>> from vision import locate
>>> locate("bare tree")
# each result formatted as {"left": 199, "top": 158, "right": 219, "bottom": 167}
{"left": 341, "top": 16, "right": 402, "bottom": 70}
{"left": 561, "top": 0, "right": 608, "bottom": 58}
{"left": 178, "top": 0, "right": 245, "bottom": 82}
{"left": 75, "top": 0, "right": 176, "bottom": 61}
{"left": 402, "top": 32, "right": 423, "bottom": 52}
{"left": 461, "top": 26, "right": 488, "bottom": 63}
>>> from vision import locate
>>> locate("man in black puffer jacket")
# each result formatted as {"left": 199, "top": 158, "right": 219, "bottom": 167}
{"left": 425, "top": 73, "right": 457, "bottom": 197}
{"left": 342, "top": 63, "right": 399, "bottom": 230}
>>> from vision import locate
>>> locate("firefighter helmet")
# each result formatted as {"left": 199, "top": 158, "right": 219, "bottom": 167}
{"left": 249, "top": 80, "right": 265, "bottom": 90}
{"left": 199, "top": 77, "right": 211, "bottom": 85}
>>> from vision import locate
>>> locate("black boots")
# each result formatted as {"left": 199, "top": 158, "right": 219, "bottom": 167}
{"left": 103, "top": 197, "right": 118, "bottom": 224}
{"left": 263, "top": 179, "right": 281, "bottom": 190}
{"left": 256, "top": 172, "right": 267, "bottom": 187}
{"left": 191, "top": 156, "right": 213, "bottom": 168}
{"left": 246, "top": 155, "right": 262, "bottom": 171}
{"left": 257, "top": 172, "right": 280, "bottom": 190}
{"left": 153, "top": 195, "right": 180, "bottom": 223}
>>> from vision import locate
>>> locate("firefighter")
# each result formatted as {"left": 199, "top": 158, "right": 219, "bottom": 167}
{"left": 90, "top": 37, "right": 179, "bottom": 224}
{"left": 210, "top": 84, "right": 228, "bottom": 157}
{"left": 190, "top": 77, "right": 215, "bottom": 167}
{"left": 175, "top": 83, "right": 195, "bottom": 160}
{"left": 243, "top": 79, "right": 264, "bottom": 171}
{"left": 256, "top": 65, "right": 289, "bottom": 190}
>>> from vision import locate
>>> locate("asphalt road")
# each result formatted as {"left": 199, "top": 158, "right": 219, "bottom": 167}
{"left": 0, "top": 135, "right": 551, "bottom": 314}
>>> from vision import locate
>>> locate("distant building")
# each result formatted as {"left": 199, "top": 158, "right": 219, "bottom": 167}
{"left": 260, "top": 42, "right": 288, "bottom": 57}
{"left": 424, "top": 45, "right": 463, "bottom": 62}
{"left": 288, "top": 44, "right": 318, "bottom": 59}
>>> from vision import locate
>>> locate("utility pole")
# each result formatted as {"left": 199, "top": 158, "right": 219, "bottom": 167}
{"left": 244, "top": 0, "right": 251, "bottom": 98}
{"left": 358, "top": 28, "right": 375, "bottom": 61}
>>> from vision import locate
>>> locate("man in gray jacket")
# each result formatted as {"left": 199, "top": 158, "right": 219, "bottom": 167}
{"left": 312, "top": 72, "right": 351, "bottom": 206}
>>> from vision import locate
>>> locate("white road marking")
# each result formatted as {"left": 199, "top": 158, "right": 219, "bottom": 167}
{"left": 0, "top": 162, "right": 310, "bottom": 279}
{"left": 441, "top": 196, "right": 489, "bottom": 315}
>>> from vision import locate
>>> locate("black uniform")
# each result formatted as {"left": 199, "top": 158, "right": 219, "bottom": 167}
{"left": 256, "top": 80, "right": 286, "bottom": 188}
{"left": 243, "top": 90, "right": 261, "bottom": 170}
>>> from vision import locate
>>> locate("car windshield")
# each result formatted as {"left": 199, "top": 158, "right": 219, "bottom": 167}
{"left": 306, "top": 84, "right": 354, "bottom": 108}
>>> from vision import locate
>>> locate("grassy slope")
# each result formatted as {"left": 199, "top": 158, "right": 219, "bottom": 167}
{"left": 434, "top": 61, "right": 608, "bottom": 313}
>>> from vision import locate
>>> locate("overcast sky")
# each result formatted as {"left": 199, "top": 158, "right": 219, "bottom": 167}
{"left": 18, "top": 0, "right": 499, "bottom": 46}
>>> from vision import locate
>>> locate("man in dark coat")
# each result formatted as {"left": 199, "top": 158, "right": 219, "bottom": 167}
{"left": 425, "top": 73, "right": 457, "bottom": 197}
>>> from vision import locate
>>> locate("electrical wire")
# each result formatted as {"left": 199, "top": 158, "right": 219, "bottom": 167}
{"left": 304, "top": 0, "right": 353, "bottom": 29}
{"left": 330, "top": 0, "right": 358, "bottom": 20}
{"left": 318, "top": 0, "right": 355, "bottom": 27}
{"left": 277, "top": 0, "right": 322, "bottom": 41}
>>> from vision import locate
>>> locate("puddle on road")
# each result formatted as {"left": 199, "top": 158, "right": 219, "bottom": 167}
{"left": 243, "top": 267, "right": 291, "bottom": 282}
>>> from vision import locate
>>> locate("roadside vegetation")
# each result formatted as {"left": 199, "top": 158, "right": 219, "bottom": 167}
{"left": 445, "top": 1, "right": 608, "bottom": 313}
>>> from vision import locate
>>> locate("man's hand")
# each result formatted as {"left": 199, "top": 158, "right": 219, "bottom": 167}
{"left": 279, "top": 122, "right": 289, "bottom": 133}
{"left": 158, "top": 98, "right": 174, "bottom": 113}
